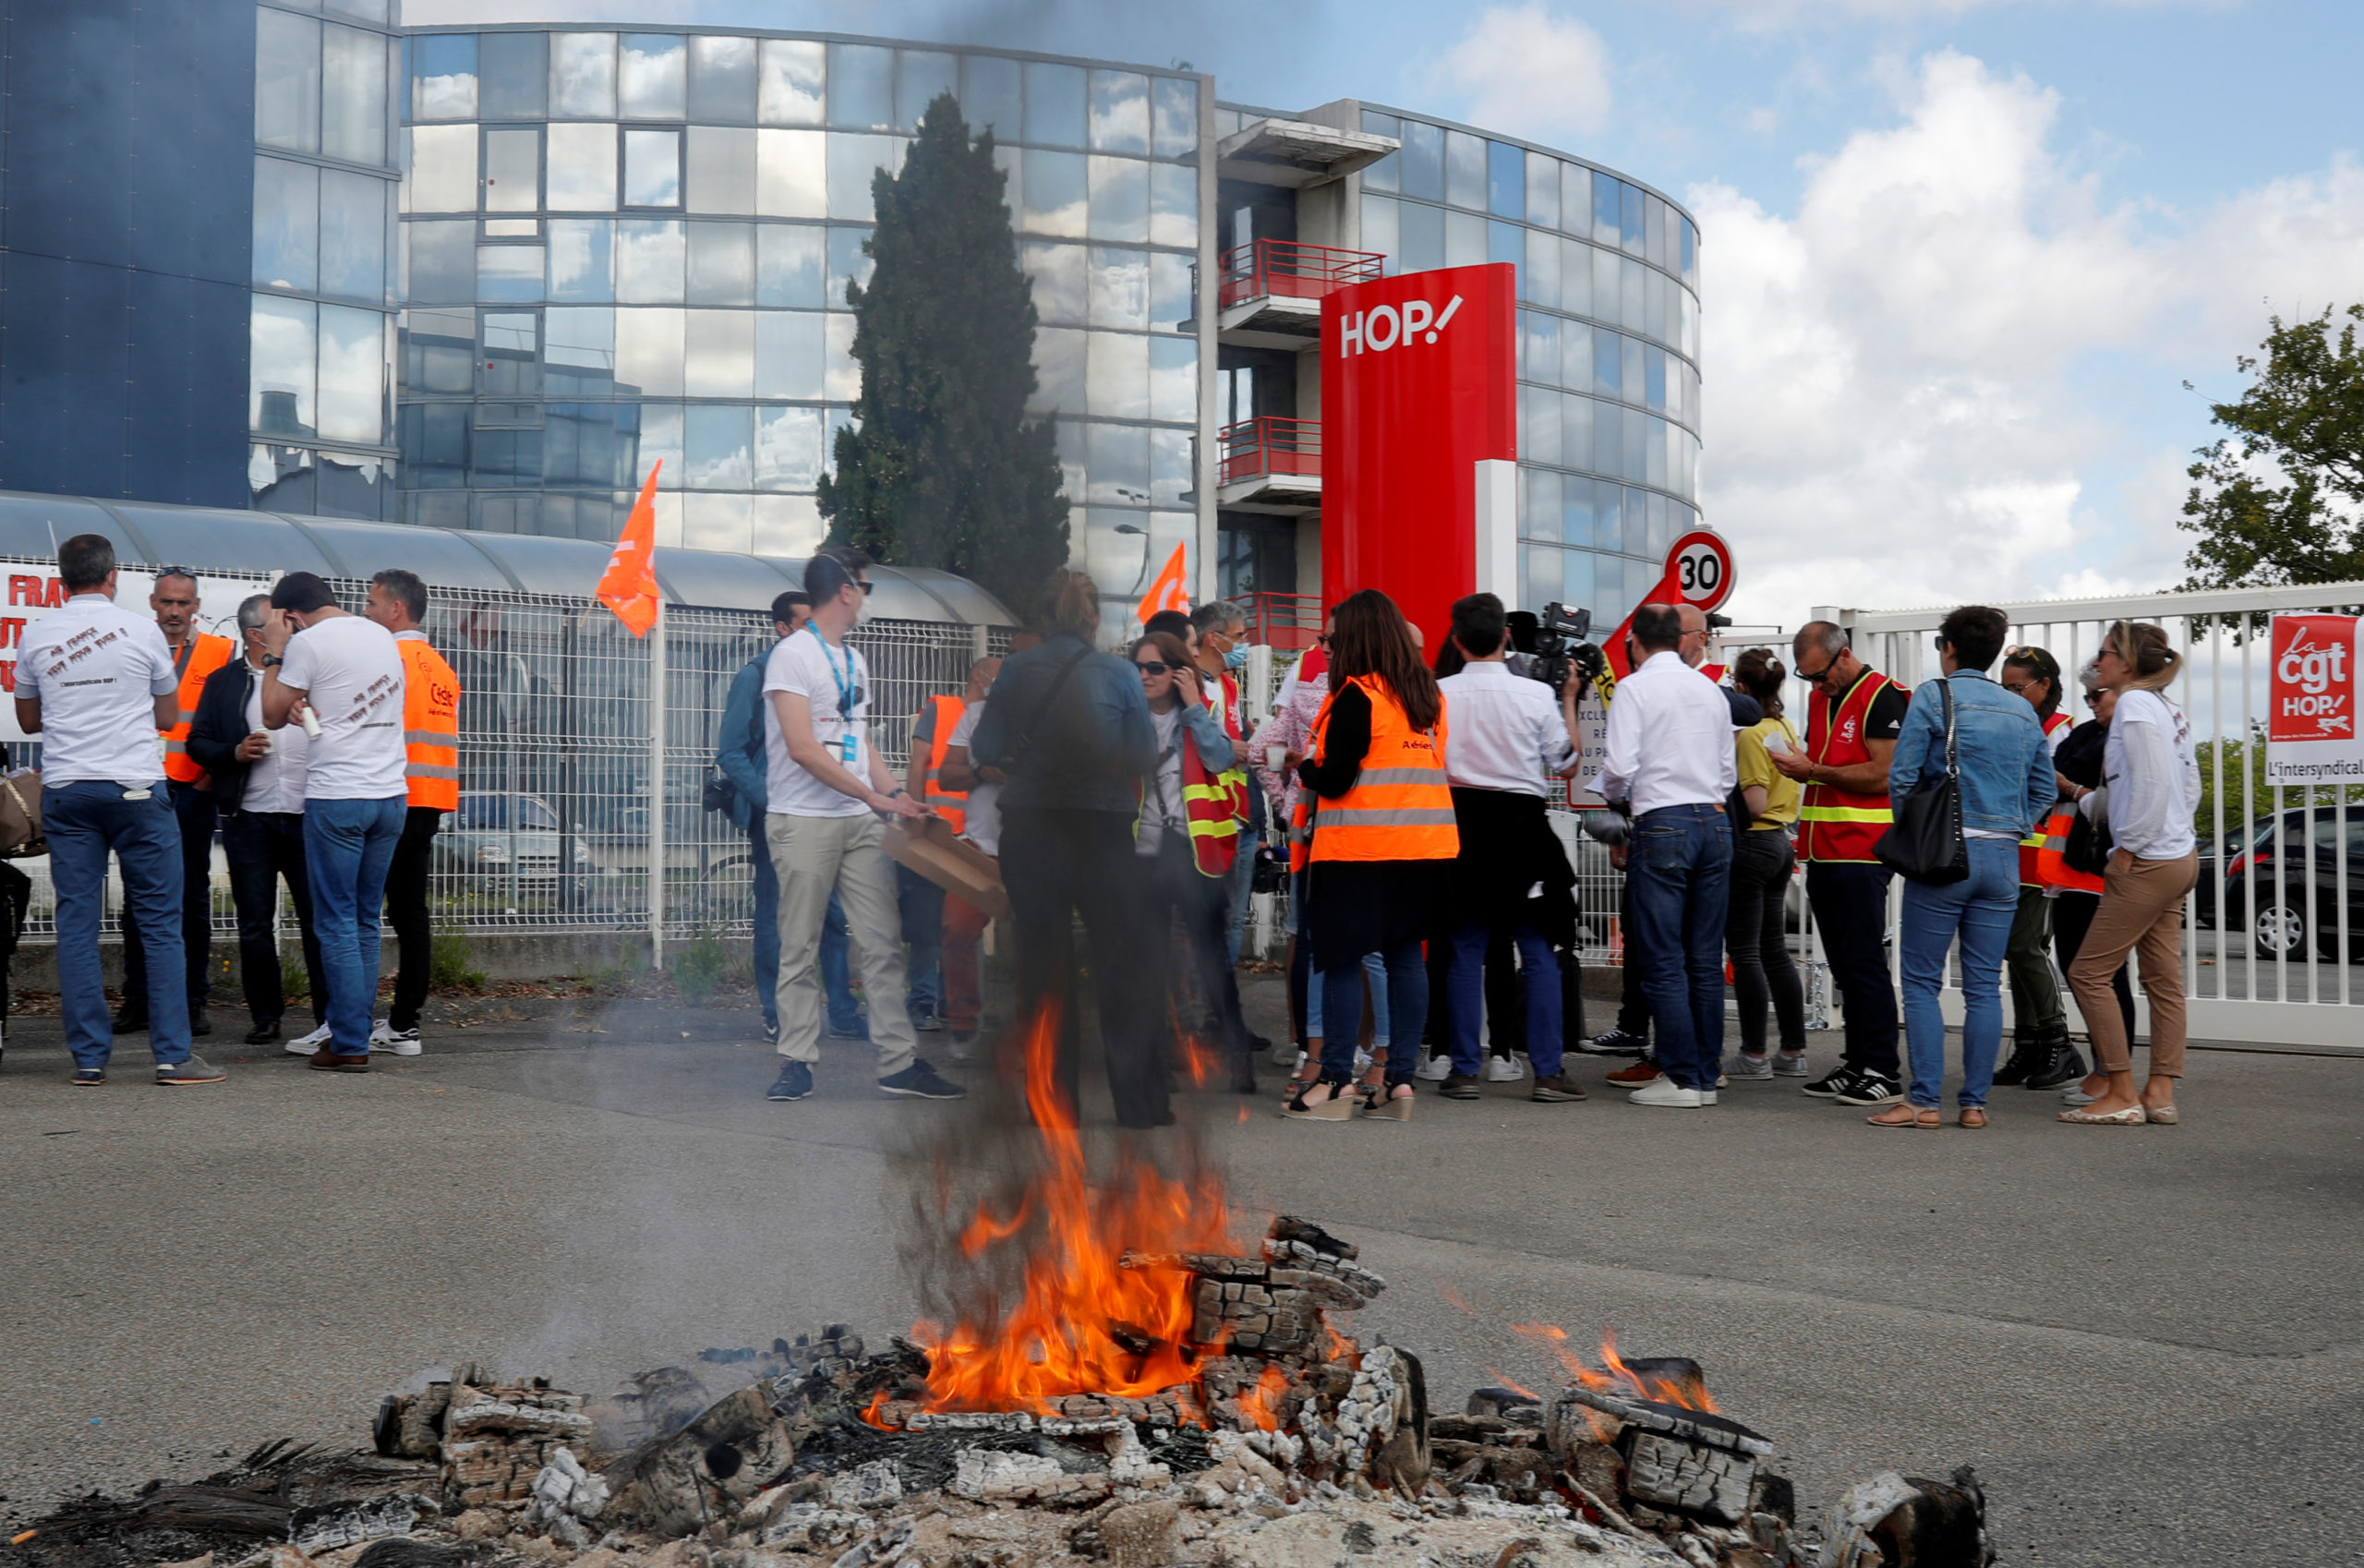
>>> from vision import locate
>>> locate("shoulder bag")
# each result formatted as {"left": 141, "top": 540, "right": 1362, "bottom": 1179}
{"left": 2064, "top": 785, "right": 2114, "bottom": 876}
{"left": 0, "top": 767, "right": 43, "bottom": 858}
{"left": 1876, "top": 680, "right": 1968, "bottom": 885}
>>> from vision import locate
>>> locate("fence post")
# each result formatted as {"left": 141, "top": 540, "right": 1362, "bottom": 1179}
{"left": 649, "top": 597, "right": 668, "bottom": 970}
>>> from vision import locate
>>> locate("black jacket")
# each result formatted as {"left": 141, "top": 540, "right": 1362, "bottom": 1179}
{"left": 186, "top": 657, "right": 267, "bottom": 815}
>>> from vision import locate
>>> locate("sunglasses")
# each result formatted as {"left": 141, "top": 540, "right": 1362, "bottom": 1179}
{"left": 1134, "top": 660, "right": 1173, "bottom": 675}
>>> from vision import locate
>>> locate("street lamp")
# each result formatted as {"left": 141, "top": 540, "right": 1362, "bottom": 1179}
{"left": 1113, "top": 520, "right": 1152, "bottom": 594}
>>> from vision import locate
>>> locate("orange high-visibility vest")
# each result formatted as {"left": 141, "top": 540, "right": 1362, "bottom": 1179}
{"left": 919, "top": 694, "right": 968, "bottom": 832}
{"left": 1305, "top": 676, "right": 1458, "bottom": 864}
{"left": 161, "top": 632, "right": 235, "bottom": 785}
{"left": 2019, "top": 710, "right": 2073, "bottom": 887}
{"left": 1797, "top": 669, "right": 1902, "bottom": 864}
{"left": 2036, "top": 806, "right": 2106, "bottom": 893}
{"left": 395, "top": 632, "right": 462, "bottom": 811}
{"left": 1180, "top": 728, "right": 1240, "bottom": 876}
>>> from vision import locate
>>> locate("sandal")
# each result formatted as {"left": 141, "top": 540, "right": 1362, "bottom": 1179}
{"left": 1957, "top": 1106, "right": 1988, "bottom": 1129}
{"left": 1359, "top": 1079, "right": 1416, "bottom": 1122}
{"left": 1867, "top": 1104, "right": 1940, "bottom": 1129}
{"left": 1282, "top": 1079, "right": 1357, "bottom": 1121}
{"left": 2057, "top": 1104, "right": 2145, "bottom": 1126}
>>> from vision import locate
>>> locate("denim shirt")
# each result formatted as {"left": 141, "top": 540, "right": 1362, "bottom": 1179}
{"left": 1888, "top": 669, "right": 2056, "bottom": 838}
{"left": 970, "top": 632, "right": 1157, "bottom": 814}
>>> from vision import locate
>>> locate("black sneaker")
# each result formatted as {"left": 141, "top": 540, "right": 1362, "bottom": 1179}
{"left": 189, "top": 1009, "right": 212, "bottom": 1038}
{"left": 1578, "top": 1027, "right": 1649, "bottom": 1057}
{"left": 244, "top": 1019, "right": 283, "bottom": 1045}
{"left": 2024, "top": 1034, "right": 2087, "bottom": 1092}
{"left": 111, "top": 1007, "right": 149, "bottom": 1034}
{"left": 1437, "top": 1073, "right": 1481, "bottom": 1100}
{"left": 1530, "top": 1072, "right": 1588, "bottom": 1103}
{"left": 71, "top": 1067, "right": 105, "bottom": 1087}
{"left": 1833, "top": 1070, "right": 1903, "bottom": 1106}
{"left": 766, "top": 1061, "right": 814, "bottom": 1101}
{"left": 878, "top": 1060, "right": 965, "bottom": 1100}
{"left": 1992, "top": 1031, "right": 2044, "bottom": 1086}
{"left": 1801, "top": 1067, "right": 1853, "bottom": 1099}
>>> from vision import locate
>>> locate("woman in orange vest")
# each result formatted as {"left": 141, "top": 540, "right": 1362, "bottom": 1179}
{"left": 1285, "top": 590, "right": 1457, "bottom": 1122}
{"left": 1994, "top": 645, "right": 2084, "bottom": 1091}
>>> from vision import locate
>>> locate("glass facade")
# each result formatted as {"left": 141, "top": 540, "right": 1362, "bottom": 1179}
{"left": 251, "top": 1, "right": 404, "bottom": 519}
{"left": 394, "top": 28, "right": 1202, "bottom": 572}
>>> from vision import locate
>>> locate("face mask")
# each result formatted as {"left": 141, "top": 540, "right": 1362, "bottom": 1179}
{"left": 1224, "top": 645, "right": 1248, "bottom": 670}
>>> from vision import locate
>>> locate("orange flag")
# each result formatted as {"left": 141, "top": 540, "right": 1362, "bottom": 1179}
{"left": 1134, "top": 542, "right": 1190, "bottom": 629}
{"left": 597, "top": 462, "right": 663, "bottom": 637}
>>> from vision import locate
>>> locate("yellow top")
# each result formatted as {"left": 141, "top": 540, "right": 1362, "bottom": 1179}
{"left": 1736, "top": 716, "right": 1803, "bottom": 828}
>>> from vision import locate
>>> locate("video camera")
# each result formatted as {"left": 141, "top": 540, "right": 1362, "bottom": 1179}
{"left": 1507, "top": 603, "right": 1607, "bottom": 698}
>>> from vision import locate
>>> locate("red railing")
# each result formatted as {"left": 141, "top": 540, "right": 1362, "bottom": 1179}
{"left": 1217, "top": 238, "right": 1385, "bottom": 312}
{"left": 1219, "top": 417, "right": 1321, "bottom": 488}
{"left": 1231, "top": 593, "right": 1324, "bottom": 652}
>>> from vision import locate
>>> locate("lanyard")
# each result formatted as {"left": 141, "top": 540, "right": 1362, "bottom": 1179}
{"left": 806, "top": 624, "right": 856, "bottom": 720}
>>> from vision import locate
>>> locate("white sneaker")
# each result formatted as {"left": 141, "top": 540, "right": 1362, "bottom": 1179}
{"left": 1485, "top": 1054, "right": 1526, "bottom": 1083}
{"left": 1415, "top": 1051, "right": 1453, "bottom": 1081}
{"left": 372, "top": 1019, "right": 423, "bottom": 1056}
{"left": 1271, "top": 1037, "right": 1301, "bottom": 1067}
{"left": 288, "top": 1021, "right": 332, "bottom": 1055}
{"left": 1628, "top": 1080, "right": 1706, "bottom": 1108}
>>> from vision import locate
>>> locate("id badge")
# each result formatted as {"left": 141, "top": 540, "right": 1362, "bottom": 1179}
{"left": 839, "top": 734, "right": 859, "bottom": 765}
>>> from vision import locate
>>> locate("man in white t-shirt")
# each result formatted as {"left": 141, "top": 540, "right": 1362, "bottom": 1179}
{"left": 16, "top": 534, "right": 223, "bottom": 1085}
{"left": 762, "top": 548, "right": 962, "bottom": 1104}
{"left": 259, "top": 571, "right": 409, "bottom": 1073}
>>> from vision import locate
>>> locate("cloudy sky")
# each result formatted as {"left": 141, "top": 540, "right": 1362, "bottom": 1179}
{"left": 411, "top": 0, "right": 2364, "bottom": 631}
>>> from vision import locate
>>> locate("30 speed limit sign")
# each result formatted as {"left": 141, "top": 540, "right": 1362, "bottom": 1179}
{"left": 1664, "top": 530, "right": 1734, "bottom": 613}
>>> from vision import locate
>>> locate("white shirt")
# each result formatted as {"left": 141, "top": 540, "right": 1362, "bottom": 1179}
{"left": 763, "top": 625, "right": 873, "bottom": 818}
{"left": 2104, "top": 688, "right": 2199, "bottom": 860}
{"left": 1438, "top": 660, "right": 1574, "bottom": 796}
{"left": 17, "top": 593, "right": 177, "bottom": 786}
{"left": 947, "top": 699, "right": 1000, "bottom": 856}
{"left": 1137, "top": 706, "right": 1185, "bottom": 857}
{"left": 240, "top": 659, "right": 310, "bottom": 814}
{"left": 277, "top": 614, "right": 408, "bottom": 801}
{"left": 1592, "top": 650, "right": 1737, "bottom": 817}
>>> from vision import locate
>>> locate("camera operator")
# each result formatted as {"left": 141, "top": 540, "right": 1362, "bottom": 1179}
{"left": 1434, "top": 594, "right": 1589, "bottom": 1104}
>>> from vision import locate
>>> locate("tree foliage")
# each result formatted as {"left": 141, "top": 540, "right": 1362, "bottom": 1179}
{"left": 2180, "top": 305, "right": 2364, "bottom": 590}
{"left": 818, "top": 93, "right": 1070, "bottom": 619}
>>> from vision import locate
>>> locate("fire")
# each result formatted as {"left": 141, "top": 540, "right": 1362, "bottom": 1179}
{"left": 1512, "top": 1323, "right": 1721, "bottom": 1414}
{"left": 890, "top": 1007, "right": 1240, "bottom": 1419}
{"left": 1236, "top": 1365, "right": 1289, "bottom": 1431}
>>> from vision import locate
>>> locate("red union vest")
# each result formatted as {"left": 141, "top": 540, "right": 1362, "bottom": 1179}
{"left": 919, "top": 694, "right": 968, "bottom": 832}
{"left": 1180, "top": 729, "right": 1240, "bottom": 876}
{"left": 161, "top": 632, "right": 235, "bottom": 785}
{"left": 1797, "top": 669, "right": 1902, "bottom": 864}
{"left": 2019, "top": 710, "right": 2073, "bottom": 887}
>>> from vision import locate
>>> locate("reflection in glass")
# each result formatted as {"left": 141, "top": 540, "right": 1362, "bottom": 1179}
{"left": 406, "top": 220, "right": 475, "bottom": 304}
{"left": 689, "top": 34, "right": 757, "bottom": 123}
{"left": 1622, "top": 256, "right": 1645, "bottom": 335}
{"left": 1445, "top": 130, "right": 1486, "bottom": 211}
{"left": 1025, "top": 61, "right": 1087, "bottom": 148}
{"left": 546, "top": 308, "right": 616, "bottom": 393}
{"left": 825, "top": 313, "right": 860, "bottom": 399}
{"left": 317, "top": 302, "right": 385, "bottom": 443}
{"left": 1525, "top": 151, "right": 1560, "bottom": 231}
{"left": 1561, "top": 236, "right": 1591, "bottom": 318}
{"left": 636, "top": 402, "right": 683, "bottom": 485}
{"left": 1149, "top": 335, "right": 1196, "bottom": 425}
{"left": 320, "top": 168, "right": 385, "bottom": 300}
{"left": 1520, "top": 467, "right": 1561, "bottom": 542}
{"left": 409, "top": 124, "right": 476, "bottom": 212}
{"left": 1090, "top": 71, "right": 1150, "bottom": 154}
{"left": 897, "top": 50, "right": 958, "bottom": 131}
{"left": 326, "top": 0, "right": 390, "bottom": 21}
{"left": 1647, "top": 195, "right": 1667, "bottom": 271}
{"left": 963, "top": 54, "right": 1021, "bottom": 141}
{"left": 548, "top": 219, "right": 613, "bottom": 301}
{"left": 1522, "top": 226, "right": 1559, "bottom": 308}
{"left": 682, "top": 491, "right": 753, "bottom": 549}
{"left": 757, "top": 128, "right": 826, "bottom": 217}
{"left": 1680, "top": 217, "right": 1697, "bottom": 287}
{"left": 828, "top": 225, "right": 874, "bottom": 308}
{"left": 1562, "top": 163, "right": 1591, "bottom": 238}
{"left": 758, "top": 225, "right": 825, "bottom": 308}
{"left": 254, "top": 158, "right": 319, "bottom": 292}
{"left": 685, "top": 310, "right": 754, "bottom": 396}
{"left": 754, "top": 493, "right": 826, "bottom": 554}
{"left": 616, "top": 309, "right": 684, "bottom": 396}
{"left": 1621, "top": 332, "right": 1644, "bottom": 406}
{"left": 546, "top": 122, "right": 617, "bottom": 211}
{"left": 1024, "top": 242, "right": 1086, "bottom": 325}
{"left": 1646, "top": 416, "right": 1667, "bottom": 489}
{"left": 1361, "top": 194, "right": 1398, "bottom": 274}
{"left": 1022, "top": 149, "right": 1087, "bottom": 237}
{"left": 1397, "top": 118, "right": 1442, "bottom": 202}
{"left": 1593, "top": 330, "right": 1621, "bottom": 401}
{"left": 687, "top": 222, "right": 754, "bottom": 304}
{"left": 1646, "top": 344, "right": 1667, "bottom": 413}
{"left": 1087, "top": 421, "right": 1149, "bottom": 504}
{"left": 1398, "top": 199, "right": 1442, "bottom": 273}
{"left": 477, "top": 30, "right": 546, "bottom": 121}
{"left": 478, "top": 245, "right": 543, "bottom": 302}
{"left": 1560, "top": 549, "right": 1595, "bottom": 612}
{"left": 1152, "top": 75, "right": 1197, "bottom": 160}
{"left": 1151, "top": 427, "right": 1190, "bottom": 504}
{"left": 322, "top": 23, "right": 387, "bottom": 163}
{"left": 827, "top": 42, "right": 893, "bottom": 131}
{"left": 1593, "top": 246, "right": 1620, "bottom": 327}
{"left": 411, "top": 31, "right": 476, "bottom": 122}
{"left": 1592, "top": 175, "right": 1621, "bottom": 246}
{"left": 1521, "top": 310, "right": 1558, "bottom": 386}
{"left": 483, "top": 127, "right": 539, "bottom": 212}
{"left": 1088, "top": 332, "right": 1148, "bottom": 418}
{"left": 1596, "top": 479, "right": 1624, "bottom": 553}
{"left": 1150, "top": 163, "right": 1195, "bottom": 248}
{"left": 828, "top": 134, "right": 900, "bottom": 222}
{"left": 615, "top": 218, "right": 685, "bottom": 301}
{"left": 1622, "top": 405, "right": 1646, "bottom": 482}
{"left": 1561, "top": 391, "right": 1593, "bottom": 473}
{"left": 1149, "top": 252, "right": 1192, "bottom": 330}
{"left": 1087, "top": 158, "right": 1149, "bottom": 243}
{"left": 1519, "top": 386, "right": 1560, "bottom": 466}
{"left": 549, "top": 32, "right": 616, "bottom": 118}
{"left": 759, "top": 38, "right": 825, "bottom": 126}
{"left": 683, "top": 404, "right": 754, "bottom": 488}
{"left": 624, "top": 128, "right": 681, "bottom": 207}
{"left": 1488, "top": 218, "right": 1522, "bottom": 270}
{"left": 1487, "top": 139, "right": 1524, "bottom": 219}
{"left": 1087, "top": 247, "right": 1148, "bottom": 330}
{"left": 620, "top": 34, "right": 686, "bottom": 118}
{"left": 1560, "top": 470, "right": 1595, "bottom": 548}
{"left": 754, "top": 404, "right": 824, "bottom": 488}
{"left": 754, "top": 311, "right": 825, "bottom": 397}
{"left": 251, "top": 296, "right": 317, "bottom": 434}
{"left": 1031, "top": 327, "right": 1086, "bottom": 415}
{"left": 1559, "top": 320, "right": 1591, "bottom": 392}
{"left": 1621, "top": 182, "right": 1645, "bottom": 255}
{"left": 687, "top": 127, "right": 757, "bottom": 213}
{"left": 1445, "top": 210, "right": 1486, "bottom": 270}
{"left": 1644, "top": 269, "right": 1665, "bottom": 348}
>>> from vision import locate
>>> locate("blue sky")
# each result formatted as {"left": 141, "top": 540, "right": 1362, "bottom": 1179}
{"left": 419, "top": 0, "right": 2364, "bottom": 629}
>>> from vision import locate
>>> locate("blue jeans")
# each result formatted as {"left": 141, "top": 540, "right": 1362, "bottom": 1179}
{"left": 820, "top": 889, "right": 863, "bottom": 1034}
{"left": 304, "top": 795, "right": 406, "bottom": 1055}
{"left": 1900, "top": 836, "right": 2020, "bottom": 1108}
{"left": 1225, "top": 840, "right": 1256, "bottom": 966}
{"left": 1448, "top": 918, "right": 1562, "bottom": 1077}
{"left": 46, "top": 781, "right": 191, "bottom": 1068}
{"left": 1625, "top": 803, "right": 1732, "bottom": 1092}
{"left": 1319, "top": 938, "right": 1425, "bottom": 1082}
{"left": 1307, "top": 951, "right": 1388, "bottom": 1046}
{"left": 748, "top": 824, "right": 779, "bottom": 1028}
{"left": 896, "top": 862, "right": 944, "bottom": 1019}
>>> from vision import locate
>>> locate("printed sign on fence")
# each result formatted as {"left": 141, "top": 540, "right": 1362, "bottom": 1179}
{"left": 2266, "top": 612, "right": 2364, "bottom": 784}
{"left": 0, "top": 569, "right": 262, "bottom": 744}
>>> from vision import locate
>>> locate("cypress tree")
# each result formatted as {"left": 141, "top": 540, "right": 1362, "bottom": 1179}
{"left": 818, "top": 93, "right": 1070, "bottom": 616}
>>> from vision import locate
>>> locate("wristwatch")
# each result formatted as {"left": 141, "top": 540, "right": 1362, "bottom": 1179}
{"left": 262, "top": 654, "right": 284, "bottom": 668}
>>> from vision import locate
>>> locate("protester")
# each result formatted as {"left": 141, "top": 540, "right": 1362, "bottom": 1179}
{"left": 187, "top": 594, "right": 328, "bottom": 1050}
{"left": 899, "top": 661, "right": 1000, "bottom": 1032}
{"left": 1285, "top": 589, "right": 1455, "bottom": 1122}
{"left": 18, "top": 535, "right": 221, "bottom": 1085}
{"left": 716, "top": 592, "right": 804, "bottom": 1048}
{"left": 936, "top": 646, "right": 1019, "bottom": 1057}
{"left": 2061, "top": 621, "right": 2200, "bottom": 1128}
{"left": 971, "top": 570, "right": 1165, "bottom": 1127}
{"left": 1190, "top": 600, "right": 1261, "bottom": 966}
{"left": 1130, "top": 631, "right": 1257, "bottom": 1094}
{"left": 762, "top": 549, "right": 959, "bottom": 1104}
{"left": 116, "top": 567, "right": 233, "bottom": 1039}
{"left": 1769, "top": 621, "right": 1908, "bottom": 1106}
{"left": 1872, "top": 607, "right": 2056, "bottom": 1129}
{"left": 1995, "top": 645, "right": 2082, "bottom": 1089}
{"left": 1593, "top": 603, "right": 1735, "bottom": 1108}
{"left": 260, "top": 572, "right": 409, "bottom": 1072}
{"left": 363, "top": 569, "right": 460, "bottom": 1056}
{"left": 1432, "top": 593, "right": 1586, "bottom": 1104}
{"left": 1723, "top": 648, "right": 1808, "bottom": 1080}
{"left": 2047, "top": 678, "right": 2130, "bottom": 1074}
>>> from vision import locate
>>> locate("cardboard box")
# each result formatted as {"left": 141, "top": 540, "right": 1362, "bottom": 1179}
{"left": 883, "top": 816, "right": 1010, "bottom": 921}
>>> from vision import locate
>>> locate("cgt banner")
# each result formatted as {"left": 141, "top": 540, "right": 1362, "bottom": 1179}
{"left": 2267, "top": 613, "right": 2363, "bottom": 785}
{"left": 0, "top": 567, "right": 262, "bottom": 743}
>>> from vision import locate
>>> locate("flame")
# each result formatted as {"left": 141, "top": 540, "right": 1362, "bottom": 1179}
{"left": 902, "top": 1005, "right": 1239, "bottom": 1417}
{"left": 1511, "top": 1323, "right": 1720, "bottom": 1414}
{"left": 1485, "top": 1370, "right": 1538, "bottom": 1400}
{"left": 1441, "top": 1285, "right": 1476, "bottom": 1315}
{"left": 1236, "top": 1365, "right": 1289, "bottom": 1431}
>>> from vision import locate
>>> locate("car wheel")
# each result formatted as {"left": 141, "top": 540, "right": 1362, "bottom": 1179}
{"left": 2253, "top": 902, "right": 2308, "bottom": 957}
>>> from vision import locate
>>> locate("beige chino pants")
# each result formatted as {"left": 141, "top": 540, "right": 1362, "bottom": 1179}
{"left": 2067, "top": 848, "right": 2198, "bottom": 1079}
{"left": 766, "top": 811, "right": 916, "bottom": 1079}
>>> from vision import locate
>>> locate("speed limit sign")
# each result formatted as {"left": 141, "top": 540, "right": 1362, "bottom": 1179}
{"left": 1665, "top": 529, "right": 1734, "bottom": 613}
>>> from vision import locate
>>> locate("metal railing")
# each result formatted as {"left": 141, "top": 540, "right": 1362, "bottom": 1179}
{"left": 1230, "top": 593, "right": 1323, "bottom": 653}
{"left": 1218, "top": 417, "right": 1321, "bottom": 488}
{"left": 1217, "top": 238, "right": 1386, "bottom": 313}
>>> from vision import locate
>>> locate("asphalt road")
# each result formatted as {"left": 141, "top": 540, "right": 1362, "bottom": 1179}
{"left": 3, "top": 979, "right": 2358, "bottom": 1566}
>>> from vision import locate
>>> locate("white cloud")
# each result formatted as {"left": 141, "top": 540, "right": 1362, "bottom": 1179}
{"left": 1686, "top": 0, "right": 2234, "bottom": 24}
{"left": 1697, "top": 50, "right": 2364, "bottom": 632}
{"left": 1423, "top": 4, "right": 1614, "bottom": 141}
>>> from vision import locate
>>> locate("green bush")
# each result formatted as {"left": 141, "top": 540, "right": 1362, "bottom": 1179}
{"left": 431, "top": 925, "right": 488, "bottom": 991}
{"left": 279, "top": 949, "right": 311, "bottom": 998}
{"left": 672, "top": 928, "right": 727, "bottom": 1007}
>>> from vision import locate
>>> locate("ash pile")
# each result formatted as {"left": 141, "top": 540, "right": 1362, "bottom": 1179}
{"left": 3, "top": 1218, "right": 1991, "bottom": 1568}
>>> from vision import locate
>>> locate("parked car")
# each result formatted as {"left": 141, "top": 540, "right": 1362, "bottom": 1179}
{"left": 2194, "top": 804, "right": 2364, "bottom": 962}
{"left": 436, "top": 792, "right": 594, "bottom": 888}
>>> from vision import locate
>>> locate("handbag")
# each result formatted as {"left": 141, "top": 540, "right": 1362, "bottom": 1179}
{"left": 1876, "top": 679, "right": 1968, "bottom": 886}
{"left": 0, "top": 767, "right": 43, "bottom": 858}
{"left": 2064, "top": 785, "right": 2114, "bottom": 876}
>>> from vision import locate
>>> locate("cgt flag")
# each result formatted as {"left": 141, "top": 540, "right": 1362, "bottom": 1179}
{"left": 597, "top": 462, "right": 664, "bottom": 637}
{"left": 2267, "top": 612, "right": 2363, "bottom": 784}
{"left": 1135, "top": 542, "right": 1190, "bottom": 629}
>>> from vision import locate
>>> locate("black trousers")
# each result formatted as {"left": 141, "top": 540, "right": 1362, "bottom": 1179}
{"left": 222, "top": 810, "right": 327, "bottom": 1028}
{"left": 1804, "top": 860, "right": 1900, "bottom": 1078}
{"left": 999, "top": 807, "right": 1166, "bottom": 1128}
{"left": 119, "top": 778, "right": 216, "bottom": 1016}
{"left": 2052, "top": 889, "right": 2135, "bottom": 1045}
{"left": 1727, "top": 829, "right": 1806, "bottom": 1055}
{"left": 383, "top": 806, "right": 441, "bottom": 1031}
{"left": 1147, "top": 837, "right": 1253, "bottom": 1083}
